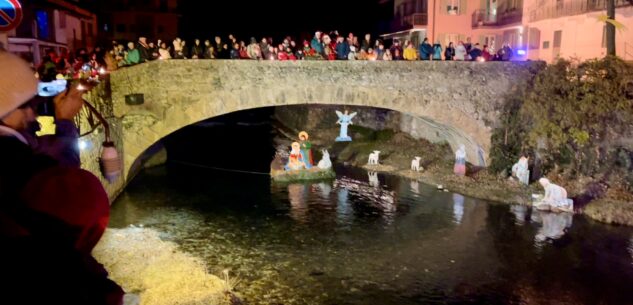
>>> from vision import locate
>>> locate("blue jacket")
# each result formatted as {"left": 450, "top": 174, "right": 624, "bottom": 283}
{"left": 336, "top": 42, "right": 350, "bottom": 60}
{"left": 311, "top": 38, "right": 324, "bottom": 55}
{"left": 418, "top": 42, "right": 433, "bottom": 60}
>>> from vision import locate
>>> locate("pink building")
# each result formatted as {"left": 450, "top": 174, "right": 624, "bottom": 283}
{"left": 381, "top": 0, "right": 633, "bottom": 61}
{"left": 524, "top": 0, "right": 633, "bottom": 62}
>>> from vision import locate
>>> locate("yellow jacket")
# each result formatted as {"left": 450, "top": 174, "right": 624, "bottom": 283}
{"left": 403, "top": 47, "right": 418, "bottom": 60}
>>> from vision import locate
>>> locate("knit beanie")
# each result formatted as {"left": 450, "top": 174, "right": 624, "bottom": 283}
{"left": 20, "top": 167, "right": 110, "bottom": 255}
{"left": 0, "top": 51, "right": 38, "bottom": 118}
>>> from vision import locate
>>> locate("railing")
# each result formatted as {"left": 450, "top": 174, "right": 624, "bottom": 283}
{"left": 528, "top": 0, "right": 631, "bottom": 22}
{"left": 390, "top": 13, "right": 428, "bottom": 32}
{"left": 472, "top": 9, "right": 522, "bottom": 27}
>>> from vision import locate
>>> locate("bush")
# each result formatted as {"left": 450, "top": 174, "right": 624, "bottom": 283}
{"left": 491, "top": 57, "right": 633, "bottom": 189}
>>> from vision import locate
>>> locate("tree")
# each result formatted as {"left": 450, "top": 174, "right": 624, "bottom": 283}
{"left": 598, "top": 0, "right": 631, "bottom": 56}
{"left": 606, "top": 0, "right": 616, "bottom": 56}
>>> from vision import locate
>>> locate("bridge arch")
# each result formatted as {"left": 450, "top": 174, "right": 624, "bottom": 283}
{"left": 110, "top": 60, "right": 540, "bottom": 179}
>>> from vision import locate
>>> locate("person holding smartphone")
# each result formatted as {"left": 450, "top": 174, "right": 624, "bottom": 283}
{"left": 0, "top": 51, "right": 124, "bottom": 304}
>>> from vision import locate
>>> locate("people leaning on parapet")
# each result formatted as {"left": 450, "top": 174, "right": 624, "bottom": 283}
{"left": 0, "top": 50, "right": 124, "bottom": 304}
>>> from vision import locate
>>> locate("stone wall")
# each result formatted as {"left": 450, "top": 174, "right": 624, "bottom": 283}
{"left": 80, "top": 78, "right": 126, "bottom": 201}
{"left": 274, "top": 105, "right": 401, "bottom": 132}
{"left": 107, "top": 60, "right": 542, "bottom": 190}
{"left": 275, "top": 106, "right": 490, "bottom": 165}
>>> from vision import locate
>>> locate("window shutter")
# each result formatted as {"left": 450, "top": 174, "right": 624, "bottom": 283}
{"left": 440, "top": 0, "right": 448, "bottom": 15}
{"left": 459, "top": 0, "right": 467, "bottom": 15}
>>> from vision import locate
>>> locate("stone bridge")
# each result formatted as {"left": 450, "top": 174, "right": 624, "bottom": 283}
{"left": 105, "top": 60, "right": 540, "bottom": 183}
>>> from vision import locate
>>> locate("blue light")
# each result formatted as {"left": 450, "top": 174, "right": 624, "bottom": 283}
{"left": 35, "top": 10, "right": 49, "bottom": 40}
{"left": 517, "top": 49, "right": 526, "bottom": 56}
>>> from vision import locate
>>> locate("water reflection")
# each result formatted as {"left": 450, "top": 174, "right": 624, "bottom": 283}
{"left": 315, "top": 182, "right": 332, "bottom": 199}
{"left": 452, "top": 193, "right": 464, "bottom": 224}
{"left": 287, "top": 183, "right": 308, "bottom": 222}
{"left": 410, "top": 180, "right": 420, "bottom": 195}
{"left": 336, "top": 188, "right": 351, "bottom": 224}
{"left": 111, "top": 163, "right": 633, "bottom": 305}
{"left": 368, "top": 171, "right": 379, "bottom": 188}
{"left": 532, "top": 210, "right": 573, "bottom": 245}
{"left": 510, "top": 205, "right": 528, "bottom": 226}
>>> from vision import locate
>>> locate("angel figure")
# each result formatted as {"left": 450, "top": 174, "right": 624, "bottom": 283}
{"left": 335, "top": 110, "right": 357, "bottom": 142}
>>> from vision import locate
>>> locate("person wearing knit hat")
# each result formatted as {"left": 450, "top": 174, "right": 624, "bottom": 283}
{"left": 0, "top": 166, "right": 125, "bottom": 304}
{"left": 0, "top": 50, "right": 86, "bottom": 167}
{"left": 0, "top": 51, "right": 123, "bottom": 304}
{"left": 0, "top": 51, "right": 39, "bottom": 132}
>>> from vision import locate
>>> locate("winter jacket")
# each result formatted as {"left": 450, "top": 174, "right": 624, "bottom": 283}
{"left": 125, "top": 49, "right": 140, "bottom": 65}
{"left": 310, "top": 38, "right": 323, "bottom": 55}
{"left": 432, "top": 44, "right": 442, "bottom": 60}
{"left": 444, "top": 46, "right": 455, "bottom": 60}
{"left": 418, "top": 42, "right": 433, "bottom": 60}
{"left": 403, "top": 47, "right": 418, "bottom": 60}
{"left": 336, "top": 42, "right": 350, "bottom": 60}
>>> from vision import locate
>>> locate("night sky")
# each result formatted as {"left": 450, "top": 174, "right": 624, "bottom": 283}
{"left": 177, "top": 0, "right": 392, "bottom": 43}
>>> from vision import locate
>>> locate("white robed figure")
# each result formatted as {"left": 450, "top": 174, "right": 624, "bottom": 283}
{"left": 335, "top": 110, "right": 357, "bottom": 142}
{"left": 512, "top": 156, "right": 530, "bottom": 185}
{"left": 535, "top": 178, "right": 574, "bottom": 213}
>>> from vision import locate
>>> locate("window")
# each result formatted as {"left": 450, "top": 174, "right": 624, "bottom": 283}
{"left": 447, "top": 0, "right": 459, "bottom": 14}
{"left": 528, "top": 28, "right": 540, "bottom": 49}
{"left": 35, "top": 10, "right": 50, "bottom": 40}
{"left": 160, "top": 0, "right": 168, "bottom": 11}
{"left": 116, "top": 24, "right": 127, "bottom": 33}
{"left": 553, "top": 30, "right": 562, "bottom": 48}
{"left": 482, "top": 35, "right": 496, "bottom": 50}
{"left": 157, "top": 25, "right": 165, "bottom": 34}
{"left": 443, "top": 0, "right": 466, "bottom": 15}
{"left": 542, "top": 41, "right": 550, "bottom": 49}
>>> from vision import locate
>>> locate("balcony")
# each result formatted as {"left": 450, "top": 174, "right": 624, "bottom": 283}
{"left": 390, "top": 13, "right": 428, "bottom": 32}
{"left": 472, "top": 8, "right": 523, "bottom": 27}
{"left": 528, "top": 0, "right": 632, "bottom": 22}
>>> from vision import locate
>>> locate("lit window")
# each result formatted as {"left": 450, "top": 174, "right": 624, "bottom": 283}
{"left": 35, "top": 10, "right": 50, "bottom": 40}
{"left": 447, "top": 0, "right": 460, "bottom": 14}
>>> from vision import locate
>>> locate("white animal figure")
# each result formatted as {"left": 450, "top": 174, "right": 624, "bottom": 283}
{"left": 368, "top": 150, "right": 381, "bottom": 165}
{"left": 411, "top": 157, "right": 421, "bottom": 171}
{"left": 368, "top": 171, "right": 379, "bottom": 187}
{"left": 317, "top": 149, "right": 332, "bottom": 169}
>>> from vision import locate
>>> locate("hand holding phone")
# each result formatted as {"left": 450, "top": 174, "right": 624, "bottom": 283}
{"left": 54, "top": 82, "right": 86, "bottom": 121}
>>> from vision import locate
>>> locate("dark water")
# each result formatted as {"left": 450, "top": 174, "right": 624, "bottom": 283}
{"left": 111, "top": 109, "right": 633, "bottom": 305}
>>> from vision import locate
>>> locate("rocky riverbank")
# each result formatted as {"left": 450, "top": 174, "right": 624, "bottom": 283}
{"left": 93, "top": 227, "right": 236, "bottom": 305}
{"left": 277, "top": 123, "right": 633, "bottom": 226}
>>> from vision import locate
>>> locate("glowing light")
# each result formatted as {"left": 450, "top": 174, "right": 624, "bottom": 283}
{"left": 78, "top": 140, "right": 89, "bottom": 151}
{"left": 477, "top": 57, "right": 486, "bottom": 62}
{"left": 517, "top": 49, "right": 526, "bottom": 56}
{"left": 99, "top": 67, "right": 107, "bottom": 75}
{"left": 77, "top": 84, "right": 86, "bottom": 91}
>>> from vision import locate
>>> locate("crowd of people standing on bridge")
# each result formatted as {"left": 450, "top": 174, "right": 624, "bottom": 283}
{"left": 32, "top": 30, "right": 515, "bottom": 80}
{"left": 108, "top": 31, "right": 513, "bottom": 67}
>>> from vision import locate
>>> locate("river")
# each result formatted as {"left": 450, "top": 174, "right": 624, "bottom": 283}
{"left": 110, "top": 108, "right": 633, "bottom": 305}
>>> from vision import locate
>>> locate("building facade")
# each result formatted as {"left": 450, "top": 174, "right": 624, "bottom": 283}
{"left": 97, "top": 0, "right": 180, "bottom": 43}
{"left": 524, "top": 0, "right": 633, "bottom": 62}
{"left": 381, "top": 0, "right": 633, "bottom": 61}
{"left": 1, "top": 0, "right": 98, "bottom": 65}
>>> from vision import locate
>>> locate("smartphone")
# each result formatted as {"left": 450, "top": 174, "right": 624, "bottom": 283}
{"left": 37, "top": 79, "right": 68, "bottom": 97}
{"left": 36, "top": 79, "right": 69, "bottom": 117}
